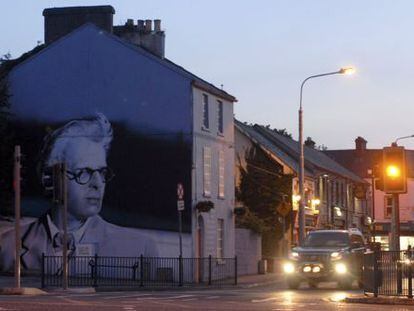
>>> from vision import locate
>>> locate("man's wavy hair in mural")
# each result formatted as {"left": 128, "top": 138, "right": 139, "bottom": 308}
{"left": 37, "top": 113, "right": 113, "bottom": 179}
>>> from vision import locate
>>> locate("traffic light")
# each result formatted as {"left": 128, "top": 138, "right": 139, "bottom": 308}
{"left": 383, "top": 146, "right": 407, "bottom": 194}
{"left": 41, "top": 163, "right": 64, "bottom": 204}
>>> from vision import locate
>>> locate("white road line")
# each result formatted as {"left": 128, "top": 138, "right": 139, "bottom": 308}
{"left": 159, "top": 295, "right": 196, "bottom": 300}
{"left": 103, "top": 293, "right": 152, "bottom": 300}
{"left": 251, "top": 297, "right": 279, "bottom": 303}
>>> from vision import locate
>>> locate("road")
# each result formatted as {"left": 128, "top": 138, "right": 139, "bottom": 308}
{"left": 0, "top": 282, "right": 411, "bottom": 311}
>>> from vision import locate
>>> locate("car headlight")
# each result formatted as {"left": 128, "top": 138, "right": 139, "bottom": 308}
{"left": 330, "top": 252, "right": 342, "bottom": 260}
{"left": 289, "top": 252, "right": 299, "bottom": 260}
{"left": 283, "top": 262, "right": 295, "bottom": 274}
{"left": 334, "top": 263, "right": 347, "bottom": 274}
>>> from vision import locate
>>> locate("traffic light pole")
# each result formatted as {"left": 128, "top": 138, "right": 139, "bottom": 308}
{"left": 61, "top": 163, "right": 69, "bottom": 290}
{"left": 391, "top": 193, "right": 400, "bottom": 251}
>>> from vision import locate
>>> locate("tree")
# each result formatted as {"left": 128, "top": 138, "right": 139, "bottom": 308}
{"left": 236, "top": 146, "right": 293, "bottom": 257}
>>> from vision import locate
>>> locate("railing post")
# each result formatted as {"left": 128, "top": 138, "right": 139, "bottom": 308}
{"left": 409, "top": 248, "right": 413, "bottom": 299}
{"left": 208, "top": 255, "right": 212, "bottom": 286}
{"left": 93, "top": 254, "right": 98, "bottom": 287}
{"left": 234, "top": 256, "right": 238, "bottom": 285}
{"left": 41, "top": 253, "right": 45, "bottom": 288}
{"left": 179, "top": 255, "right": 183, "bottom": 286}
{"left": 140, "top": 254, "right": 144, "bottom": 287}
{"left": 373, "top": 249, "right": 379, "bottom": 297}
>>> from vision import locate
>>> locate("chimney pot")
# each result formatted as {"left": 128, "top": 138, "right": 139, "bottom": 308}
{"left": 145, "top": 19, "right": 152, "bottom": 32}
{"left": 154, "top": 19, "right": 161, "bottom": 32}
{"left": 126, "top": 18, "right": 134, "bottom": 27}
{"left": 137, "top": 19, "right": 144, "bottom": 30}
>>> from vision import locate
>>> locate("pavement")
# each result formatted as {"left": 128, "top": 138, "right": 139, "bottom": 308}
{"left": 0, "top": 272, "right": 284, "bottom": 295}
{"left": 2, "top": 273, "right": 414, "bottom": 306}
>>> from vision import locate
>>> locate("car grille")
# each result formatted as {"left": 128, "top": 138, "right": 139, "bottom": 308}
{"left": 300, "top": 253, "right": 330, "bottom": 263}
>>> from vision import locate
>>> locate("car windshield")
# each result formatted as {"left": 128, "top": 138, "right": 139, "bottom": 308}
{"left": 304, "top": 232, "right": 349, "bottom": 247}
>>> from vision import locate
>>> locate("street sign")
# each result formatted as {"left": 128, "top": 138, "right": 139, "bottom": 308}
{"left": 177, "top": 200, "right": 185, "bottom": 211}
{"left": 177, "top": 183, "right": 184, "bottom": 200}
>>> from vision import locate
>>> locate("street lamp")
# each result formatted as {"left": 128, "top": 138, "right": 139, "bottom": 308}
{"left": 298, "top": 67, "right": 355, "bottom": 245}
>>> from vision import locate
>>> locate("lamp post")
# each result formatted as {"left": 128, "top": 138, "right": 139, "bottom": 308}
{"left": 298, "top": 67, "right": 355, "bottom": 245}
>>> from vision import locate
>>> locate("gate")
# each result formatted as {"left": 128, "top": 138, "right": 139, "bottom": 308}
{"left": 363, "top": 249, "right": 413, "bottom": 298}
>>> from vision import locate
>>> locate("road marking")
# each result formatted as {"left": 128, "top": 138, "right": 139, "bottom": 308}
{"left": 205, "top": 296, "right": 220, "bottom": 299}
{"left": 252, "top": 297, "right": 279, "bottom": 303}
{"left": 181, "top": 298, "right": 198, "bottom": 301}
{"left": 103, "top": 293, "right": 152, "bottom": 300}
{"left": 159, "top": 295, "right": 196, "bottom": 300}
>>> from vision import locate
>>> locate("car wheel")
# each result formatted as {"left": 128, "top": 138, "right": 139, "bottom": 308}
{"left": 287, "top": 278, "right": 300, "bottom": 290}
{"left": 338, "top": 279, "right": 353, "bottom": 290}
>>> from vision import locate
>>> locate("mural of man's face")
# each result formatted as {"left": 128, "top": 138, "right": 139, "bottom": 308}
{"left": 65, "top": 138, "right": 107, "bottom": 221}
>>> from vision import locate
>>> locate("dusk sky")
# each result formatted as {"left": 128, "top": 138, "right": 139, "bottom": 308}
{"left": 2, "top": 1, "right": 414, "bottom": 150}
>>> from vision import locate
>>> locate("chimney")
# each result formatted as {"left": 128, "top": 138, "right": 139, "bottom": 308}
{"left": 355, "top": 136, "right": 367, "bottom": 152}
{"left": 137, "top": 20, "right": 145, "bottom": 31}
{"left": 113, "top": 19, "right": 165, "bottom": 58}
{"left": 145, "top": 20, "right": 152, "bottom": 32}
{"left": 43, "top": 5, "right": 115, "bottom": 44}
{"left": 154, "top": 19, "right": 161, "bottom": 32}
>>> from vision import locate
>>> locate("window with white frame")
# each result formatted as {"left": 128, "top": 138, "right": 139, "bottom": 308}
{"left": 202, "top": 94, "right": 209, "bottom": 129}
{"left": 217, "top": 100, "right": 223, "bottom": 134}
{"left": 217, "top": 218, "right": 224, "bottom": 259}
{"left": 203, "top": 146, "right": 211, "bottom": 196}
{"left": 218, "top": 150, "right": 225, "bottom": 198}
{"left": 384, "top": 195, "right": 393, "bottom": 219}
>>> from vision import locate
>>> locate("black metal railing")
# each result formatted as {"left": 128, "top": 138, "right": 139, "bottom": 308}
{"left": 41, "top": 254, "right": 237, "bottom": 288}
{"left": 363, "top": 249, "right": 413, "bottom": 298}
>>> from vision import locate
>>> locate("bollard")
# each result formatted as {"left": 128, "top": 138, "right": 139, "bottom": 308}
{"left": 234, "top": 256, "right": 238, "bottom": 285}
{"left": 41, "top": 253, "right": 45, "bottom": 288}
{"left": 140, "top": 255, "right": 144, "bottom": 287}
{"left": 373, "top": 250, "right": 379, "bottom": 297}
{"left": 93, "top": 254, "right": 98, "bottom": 287}
{"left": 179, "top": 255, "right": 183, "bottom": 287}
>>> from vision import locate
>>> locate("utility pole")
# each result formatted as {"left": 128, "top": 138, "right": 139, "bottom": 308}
{"left": 14, "top": 146, "right": 21, "bottom": 289}
{"left": 61, "top": 163, "right": 69, "bottom": 290}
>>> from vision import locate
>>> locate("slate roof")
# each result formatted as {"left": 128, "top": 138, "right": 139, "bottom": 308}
{"left": 235, "top": 120, "right": 366, "bottom": 184}
{"left": 2, "top": 23, "right": 236, "bottom": 103}
{"left": 325, "top": 149, "right": 414, "bottom": 178}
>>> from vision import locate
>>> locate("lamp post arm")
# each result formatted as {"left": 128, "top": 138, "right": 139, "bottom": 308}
{"left": 299, "top": 71, "right": 342, "bottom": 110}
{"left": 394, "top": 135, "right": 414, "bottom": 145}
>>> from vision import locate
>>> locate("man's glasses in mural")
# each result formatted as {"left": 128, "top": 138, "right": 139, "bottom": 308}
{"left": 66, "top": 167, "right": 115, "bottom": 185}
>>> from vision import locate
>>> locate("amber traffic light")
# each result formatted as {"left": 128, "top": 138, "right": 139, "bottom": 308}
{"left": 383, "top": 146, "right": 407, "bottom": 194}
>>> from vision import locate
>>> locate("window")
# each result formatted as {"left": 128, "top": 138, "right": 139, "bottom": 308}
{"left": 203, "top": 146, "right": 211, "bottom": 196}
{"left": 202, "top": 94, "right": 209, "bottom": 129}
{"left": 217, "top": 219, "right": 224, "bottom": 259}
{"left": 384, "top": 195, "right": 393, "bottom": 219}
{"left": 335, "top": 181, "right": 339, "bottom": 205}
{"left": 218, "top": 150, "right": 225, "bottom": 198}
{"left": 217, "top": 100, "right": 223, "bottom": 134}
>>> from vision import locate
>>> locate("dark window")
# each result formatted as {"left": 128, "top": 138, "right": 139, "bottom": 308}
{"left": 203, "top": 94, "right": 209, "bottom": 129}
{"left": 304, "top": 232, "right": 349, "bottom": 247}
{"left": 384, "top": 195, "right": 393, "bottom": 218}
{"left": 350, "top": 234, "right": 364, "bottom": 246}
{"left": 217, "top": 100, "right": 223, "bottom": 134}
